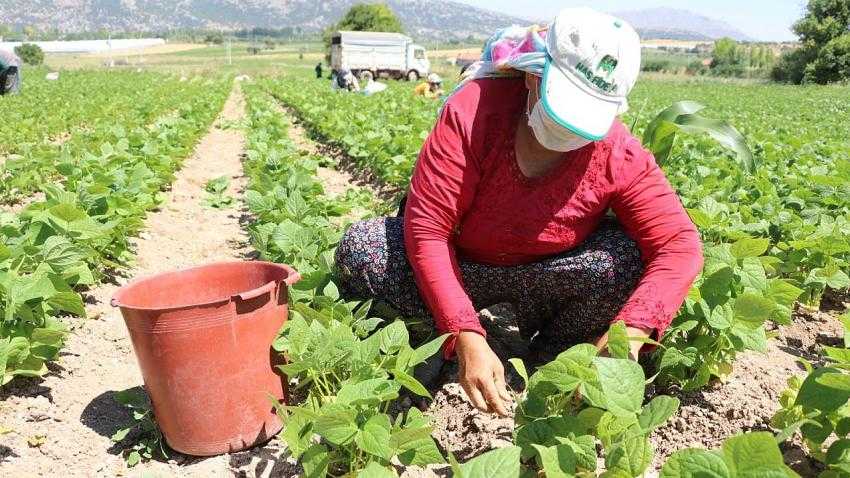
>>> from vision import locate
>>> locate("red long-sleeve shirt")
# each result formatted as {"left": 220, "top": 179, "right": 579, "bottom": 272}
{"left": 403, "top": 78, "right": 704, "bottom": 357}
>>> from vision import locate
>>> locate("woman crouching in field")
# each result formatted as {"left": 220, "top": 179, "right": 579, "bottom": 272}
{"left": 335, "top": 8, "right": 704, "bottom": 416}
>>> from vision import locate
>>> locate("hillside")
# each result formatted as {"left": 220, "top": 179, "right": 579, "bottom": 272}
{"left": 614, "top": 7, "right": 753, "bottom": 41}
{"left": 0, "top": 0, "right": 528, "bottom": 41}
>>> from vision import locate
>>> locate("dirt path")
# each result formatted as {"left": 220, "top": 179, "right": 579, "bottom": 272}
{"left": 280, "top": 105, "right": 401, "bottom": 203}
{"left": 0, "top": 84, "right": 284, "bottom": 477}
{"left": 283, "top": 110, "right": 358, "bottom": 200}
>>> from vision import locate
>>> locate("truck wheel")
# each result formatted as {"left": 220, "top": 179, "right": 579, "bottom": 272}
{"left": 407, "top": 70, "right": 419, "bottom": 82}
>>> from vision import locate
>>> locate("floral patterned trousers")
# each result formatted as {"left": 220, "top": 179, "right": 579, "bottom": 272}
{"left": 334, "top": 216, "right": 644, "bottom": 353}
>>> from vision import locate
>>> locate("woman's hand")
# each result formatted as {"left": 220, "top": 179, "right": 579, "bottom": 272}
{"left": 455, "top": 331, "right": 511, "bottom": 416}
{"left": 595, "top": 326, "right": 652, "bottom": 360}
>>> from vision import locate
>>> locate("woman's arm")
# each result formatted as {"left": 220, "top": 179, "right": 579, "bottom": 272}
{"left": 610, "top": 135, "right": 705, "bottom": 343}
{"left": 404, "top": 103, "right": 486, "bottom": 356}
{"left": 404, "top": 103, "right": 511, "bottom": 416}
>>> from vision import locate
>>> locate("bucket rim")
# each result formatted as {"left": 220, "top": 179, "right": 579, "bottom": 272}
{"left": 110, "top": 261, "right": 301, "bottom": 312}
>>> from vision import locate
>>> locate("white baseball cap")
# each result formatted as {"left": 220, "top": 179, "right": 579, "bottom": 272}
{"left": 541, "top": 8, "right": 641, "bottom": 140}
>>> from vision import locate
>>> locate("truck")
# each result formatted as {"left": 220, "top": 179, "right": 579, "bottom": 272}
{"left": 330, "top": 31, "right": 430, "bottom": 81}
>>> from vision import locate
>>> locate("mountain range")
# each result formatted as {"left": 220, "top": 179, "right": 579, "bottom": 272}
{"left": 614, "top": 7, "right": 753, "bottom": 42}
{"left": 0, "top": 1, "right": 753, "bottom": 42}
{"left": 0, "top": 0, "right": 527, "bottom": 41}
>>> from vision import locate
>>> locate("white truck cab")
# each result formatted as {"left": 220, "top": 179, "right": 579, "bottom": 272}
{"left": 331, "top": 31, "right": 430, "bottom": 81}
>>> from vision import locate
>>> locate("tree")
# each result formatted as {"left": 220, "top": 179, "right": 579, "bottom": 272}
{"left": 14, "top": 43, "right": 44, "bottom": 66}
{"left": 204, "top": 32, "right": 224, "bottom": 45}
{"left": 772, "top": 0, "right": 850, "bottom": 83}
{"left": 807, "top": 34, "right": 850, "bottom": 83}
{"left": 710, "top": 38, "right": 745, "bottom": 77}
{"left": 323, "top": 4, "right": 404, "bottom": 57}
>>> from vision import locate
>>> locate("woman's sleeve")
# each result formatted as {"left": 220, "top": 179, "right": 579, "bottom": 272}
{"left": 404, "top": 104, "right": 485, "bottom": 358}
{"left": 610, "top": 135, "right": 704, "bottom": 337}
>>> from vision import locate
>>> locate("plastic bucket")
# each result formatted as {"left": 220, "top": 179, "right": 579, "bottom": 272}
{"left": 111, "top": 261, "right": 300, "bottom": 456}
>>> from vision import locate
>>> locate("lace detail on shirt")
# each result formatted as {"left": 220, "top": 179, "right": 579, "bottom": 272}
{"left": 615, "top": 283, "right": 672, "bottom": 333}
{"left": 459, "top": 127, "right": 615, "bottom": 259}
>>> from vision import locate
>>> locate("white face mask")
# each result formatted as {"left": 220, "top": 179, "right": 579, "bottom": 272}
{"left": 527, "top": 93, "right": 592, "bottom": 152}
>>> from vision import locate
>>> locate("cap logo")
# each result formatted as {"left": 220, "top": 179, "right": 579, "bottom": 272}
{"left": 574, "top": 60, "right": 617, "bottom": 94}
{"left": 598, "top": 55, "right": 618, "bottom": 78}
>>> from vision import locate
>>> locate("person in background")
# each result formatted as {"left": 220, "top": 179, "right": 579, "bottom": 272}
{"left": 0, "top": 50, "right": 21, "bottom": 96}
{"left": 361, "top": 71, "right": 388, "bottom": 96}
{"left": 315, "top": 62, "right": 323, "bottom": 79}
{"left": 332, "top": 68, "right": 360, "bottom": 92}
{"left": 414, "top": 73, "right": 444, "bottom": 99}
{"left": 335, "top": 8, "right": 703, "bottom": 417}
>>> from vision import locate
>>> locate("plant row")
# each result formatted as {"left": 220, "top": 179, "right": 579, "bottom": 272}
{"left": 242, "top": 83, "right": 797, "bottom": 477}
{"left": 1, "top": 72, "right": 219, "bottom": 203}
{"left": 0, "top": 76, "right": 231, "bottom": 386}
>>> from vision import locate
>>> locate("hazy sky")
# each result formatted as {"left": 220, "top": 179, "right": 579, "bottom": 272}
{"left": 455, "top": 0, "right": 807, "bottom": 41}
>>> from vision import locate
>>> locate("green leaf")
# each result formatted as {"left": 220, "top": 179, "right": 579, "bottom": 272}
{"left": 457, "top": 446, "right": 522, "bottom": 478}
{"left": 126, "top": 450, "right": 142, "bottom": 467}
{"left": 530, "top": 343, "right": 597, "bottom": 393}
{"left": 280, "top": 407, "right": 315, "bottom": 459}
{"left": 314, "top": 409, "right": 358, "bottom": 445}
{"left": 796, "top": 368, "right": 850, "bottom": 412}
{"left": 509, "top": 358, "right": 528, "bottom": 387}
{"left": 826, "top": 439, "right": 850, "bottom": 466}
{"left": 643, "top": 101, "right": 706, "bottom": 163}
{"left": 606, "top": 435, "right": 653, "bottom": 477}
{"left": 660, "top": 448, "right": 730, "bottom": 478}
{"left": 721, "top": 432, "right": 789, "bottom": 476}
{"left": 701, "top": 267, "right": 734, "bottom": 305}
{"left": 639, "top": 396, "right": 680, "bottom": 432}
{"left": 733, "top": 293, "right": 775, "bottom": 328}
{"left": 532, "top": 444, "right": 577, "bottom": 478}
{"left": 302, "top": 444, "right": 331, "bottom": 478}
{"left": 730, "top": 237, "right": 770, "bottom": 259}
{"left": 337, "top": 378, "right": 400, "bottom": 406}
{"left": 355, "top": 414, "right": 393, "bottom": 460}
{"left": 607, "top": 321, "right": 630, "bottom": 359}
{"left": 409, "top": 334, "right": 449, "bottom": 367}
{"left": 707, "top": 305, "right": 733, "bottom": 330}
{"left": 390, "top": 425, "right": 444, "bottom": 466}
{"left": 739, "top": 257, "right": 768, "bottom": 291}
{"left": 48, "top": 291, "right": 87, "bottom": 317}
{"left": 392, "top": 368, "right": 431, "bottom": 398}
{"left": 379, "top": 320, "right": 409, "bottom": 354}
{"left": 675, "top": 114, "right": 755, "bottom": 174}
{"left": 515, "top": 416, "right": 584, "bottom": 460}
{"left": 111, "top": 427, "right": 131, "bottom": 442}
{"left": 593, "top": 357, "right": 645, "bottom": 417}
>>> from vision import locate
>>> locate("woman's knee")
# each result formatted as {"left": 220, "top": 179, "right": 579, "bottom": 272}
{"left": 335, "top": 217, "right": 405, "bottom": 297}
{"left": 335, "top": 218, "right": 389, "bottom": 275}
{"left": 582, "top": 227, "right": 643, "bottom": 295}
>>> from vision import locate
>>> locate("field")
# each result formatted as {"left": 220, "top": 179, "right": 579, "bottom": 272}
{"left": 0, "top": 49, "right": 848, "bottom": 478}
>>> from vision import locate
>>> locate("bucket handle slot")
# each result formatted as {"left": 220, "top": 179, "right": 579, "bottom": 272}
{"left": 235, "top": 280, "right": 278, "bottom": 301}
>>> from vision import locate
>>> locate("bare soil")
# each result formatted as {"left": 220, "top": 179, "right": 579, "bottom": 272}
{"left": 0, "top": 85, "right": 297, "bottom": 477}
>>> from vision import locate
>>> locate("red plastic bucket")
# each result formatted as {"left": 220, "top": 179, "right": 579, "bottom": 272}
{"left": 111, "top": 261, "right": 300, "bottom": 456}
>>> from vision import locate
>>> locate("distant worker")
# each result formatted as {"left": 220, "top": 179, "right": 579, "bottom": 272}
{"left": 414, "top": 73, "right": 444, "bottom": 99}
{"left": 0, "top": 50, "right": 21, "bottom": 96}
{"left": 332, "top": 68, "right": 360, "bottom": 92}
{"left": 361, "top": 71, "right": 388, "bottom": 96}
{"left": 315, "top": 62, "right": 323, "bottom": 79}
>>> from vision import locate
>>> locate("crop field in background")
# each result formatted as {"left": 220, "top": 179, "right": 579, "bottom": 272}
{"left": 1, "top": 51, "right": 849, "bottom": 477}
